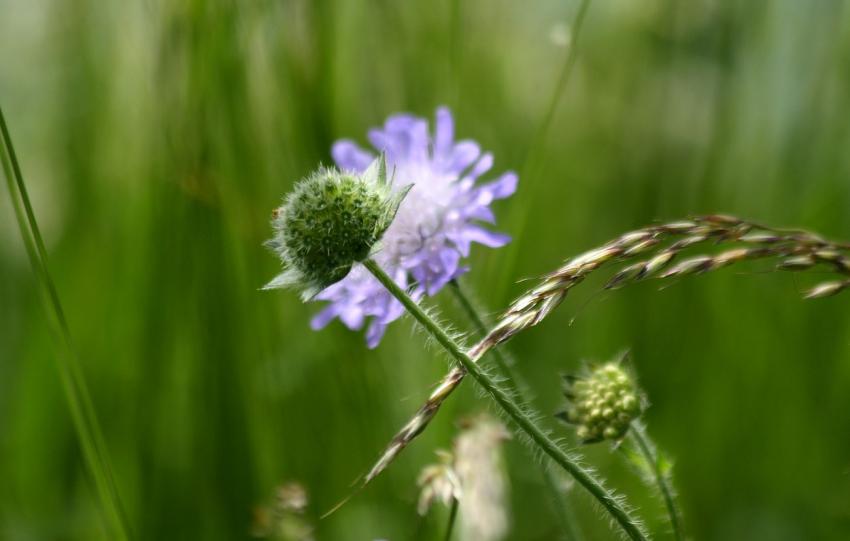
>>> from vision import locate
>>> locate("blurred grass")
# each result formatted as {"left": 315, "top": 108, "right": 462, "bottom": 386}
{"left": 2, "top": 0, "right": 850, "bottom": 540}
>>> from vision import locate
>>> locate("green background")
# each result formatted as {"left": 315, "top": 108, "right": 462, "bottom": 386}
{"left": 2, "top": 0, "right": 849, "bottom": 539}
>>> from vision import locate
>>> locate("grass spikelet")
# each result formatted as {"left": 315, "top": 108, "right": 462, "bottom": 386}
{"left": 361, "top": 259, "right": 649, "bottom": 540}
{"left": 363, "top": 215, "right": 850, "bottom": 525}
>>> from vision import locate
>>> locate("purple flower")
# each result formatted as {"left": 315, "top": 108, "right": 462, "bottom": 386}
{"left": 311, "top": 107, "right": 518, "bottom": 347}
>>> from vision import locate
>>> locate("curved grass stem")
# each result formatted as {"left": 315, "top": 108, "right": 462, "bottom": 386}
{"left": 449, "top": 280, "right": 584, "bottom": 541}
{"left": 0, "top": 106, "right": 132, "bottom": 541}
{"left": 364, "top": 259, "right": 647, "bottom": 541}
{"left": 627, "top": 424, "right": 684, "bottom": 541}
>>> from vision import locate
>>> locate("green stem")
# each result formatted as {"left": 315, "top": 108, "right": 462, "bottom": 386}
{"left": 449, "top": 280, "right": 584, "bottom": 541}
{"left": 629, "top": 424, "right": 684, "bottom": 541}
{"left": 448, "top": 281, "right": 513, "bottom": 377}
{"left": 494, "top": 0, "right": 593, "bottom": 299}
{"left": 541, "top": 464, "right": 585, "bottom": 541}
{"left": 0, "top": 107, "right": 132, "bottom": 540}
{"left": 363, "top": 259, "right": 647, "bottom": 541}
{"left": 525, "top": 0, "right": 592, "bottom": 172}
{"left": 443, "top": 497, "right": 459, "bottom": 541}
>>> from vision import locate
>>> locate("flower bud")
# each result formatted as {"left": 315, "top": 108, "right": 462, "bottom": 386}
{"left": 264, "top": 156, "right": 408, "bottom": 299}
{"left": 557, "top": 358, "right": 645, "bottom": 444}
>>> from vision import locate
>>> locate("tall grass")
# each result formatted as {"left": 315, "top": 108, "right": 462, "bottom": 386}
{"left": 1, "top": 107, "right": 131, "bottom": 540}
{"left": 2, "top": 1, "right": 850, "bottom": 539}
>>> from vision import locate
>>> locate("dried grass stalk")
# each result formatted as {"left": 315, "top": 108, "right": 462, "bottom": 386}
{"left": 365, "top": 215, "right": 850, "bottom": 485}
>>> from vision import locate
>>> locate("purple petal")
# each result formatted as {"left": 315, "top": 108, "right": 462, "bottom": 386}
{"left": 480, "top": 171, "right": 518, "bottom": 199}
{"left": 381, "top": 297, "right": 407, "bottom": 324}
{"left": 434, "top": 107, "right": 454, "bottom": 160}
{"left": 463, "top": 225, "right": 511, "bottom": 248}
{"left": 448, "top": 141, "right": 481, "bottom": 173}
{"left": 440, "top": 249, "right": 461, "bottom": 279}
{"left": 448, "top": 231, "right": 472, "bottom": 257}
{"left": 339, "top": 306, "right": 366, "bottom": 330}
{"left": 332, "top": 141, "right": 374, "bottom": 172}
{"left": 384, "top": 114, "right": 419, "bottom": 132}
{"left": 467, "top": 206, "right": 496, "bottom": 223}
{"left": 310, "top": 305, "right": 339, "bottom": 330}
{"left": 465, "top": 153, "right": 494, "bottom": 181}
{"left": 453, "top": 265, "right": 470, "bottom": 280}
{"left": 369, "top": 115, "right": 430, "bottom": 163}
{"left": 427, "top": 250, "right": 460, "bottom": 294}
{"left": 366, "top": 320, "right": 387, "bottom": 349}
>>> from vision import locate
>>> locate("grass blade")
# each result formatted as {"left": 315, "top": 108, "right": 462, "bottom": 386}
{"left": 0, "top": 106, "right": 132, "bottom": 540}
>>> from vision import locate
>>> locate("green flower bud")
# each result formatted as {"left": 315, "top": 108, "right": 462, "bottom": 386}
{"left": 264, "top": 156, "right": 409, "bottom": 299}
{"left": 557, "top": 357, "right": 645, "bottom": 444}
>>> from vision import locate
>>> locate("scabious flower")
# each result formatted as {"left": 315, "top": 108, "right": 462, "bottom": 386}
{"left": 557, "top": 358, "right": 645, "bottom": 443}
{"left": 311, "top": 107, "right": 518, "bottom": 347}
{"left": 264, "top": 157, "right": 407, "bottom": 300}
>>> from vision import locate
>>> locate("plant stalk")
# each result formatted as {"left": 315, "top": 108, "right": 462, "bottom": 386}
{"left": 364, "top": 259, "right": 647, "bottom": 541}
{"left": 628, "top": 424, "right": 684, "bottom": 541}
{"left": 449, "top": 280, "right": 584, "bottom": 541}
{"left": 0, "top": 106, "right": 132, "bottom": 540}
{"left": 443, "top": 497, "right": 459, "bottom": 541}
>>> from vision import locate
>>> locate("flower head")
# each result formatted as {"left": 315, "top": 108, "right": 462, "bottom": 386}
{"left": 454, "top": 414, "right": 510, "bottom": 541}
{"left": 416, "top": 449, "right": 461, "bottom": 516}
{"left": 557, "top": 357, "right": 645, "bottom": 443}
{"left": 312, "top": 107, "right": 518, "bottom": 346}
{"left": 416, "top": 413, "right": 510, "bottom": 541}
{"left": 264, "top": 157, "right": 407, "bottom": 300}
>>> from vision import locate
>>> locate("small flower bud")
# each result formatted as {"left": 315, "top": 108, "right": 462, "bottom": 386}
{"left": 557, "top": 357, "right": 645, "bottom": 444}
{"left": 417, "top": 450, "right": 461, "bottom": 516}
{"left": 264, "top": 156, "right": 409, "bottom": 299}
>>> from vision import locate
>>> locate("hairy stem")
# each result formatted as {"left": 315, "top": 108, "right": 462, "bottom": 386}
{"left": 450, "top": 280, "right": 584, "bottom": 541}
{"left": 0, "top": 107, "right": 132, "bottom": 540}
{"left": 448, "top": 281, "right": 514, "bottom": 378}
{"left": 364, "top": 259, "right": 647, "bottom": 541}
{"left": 628, "top": 424, "right": 684, "bottom": 541}
{"left": 363, "top": 216, "right": 850, "bottom": 496}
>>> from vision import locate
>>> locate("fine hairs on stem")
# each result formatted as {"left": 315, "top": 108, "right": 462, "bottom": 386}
{"left": 364, "top": 215, "right": 850, "bottom": 501}
{"left": 449, "top": 280, "right": 585, "bottom": 541}
{"left": 0, "top": 107, "right": 133, "bottom": 540}
{"left": 625, "top": 423, "right": 684, "bottom": 541}
{"left": 363, "top": 259, "right": 648, "bottom": 541}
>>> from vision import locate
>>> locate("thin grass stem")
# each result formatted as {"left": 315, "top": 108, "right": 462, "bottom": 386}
{"left": 363, "top": 259, "right": 647, "bottom": 541}
{"left": 365, "top": 215, "right": 850, "bottom": 509}
{"left": 541, "top": 462, "right": 585, "bottom": 541}
{"left": 496, "top": 0, "right": 593, "bottom": 296}
{"left": 0, "top": 106, "right": 132, "bottom": 541}
{"left": 627, "top": 424, "right": 684, "bottom": 541}
{"left": 448, "top": 281, "right": 513, "bottom": 377}
{"left": 443, "top": 497, "right": 459, "bottom": 541}
{"left": 449, "top": 280, "right": 584, "bottom": 541}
